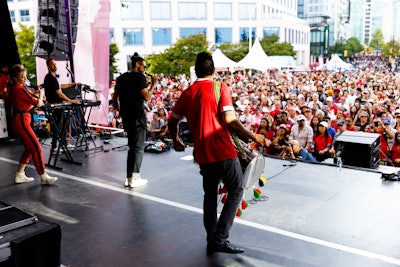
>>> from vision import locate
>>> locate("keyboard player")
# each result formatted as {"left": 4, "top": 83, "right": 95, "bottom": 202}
{"left": 42, "top": 58, "right": 80, "bottom": 153}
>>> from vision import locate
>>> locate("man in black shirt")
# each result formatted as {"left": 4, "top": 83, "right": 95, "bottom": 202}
{"left": 113, "top": 52, "right": 157, "bottom": 188}
{"left": 43, "top": 58, "right": 80, "bottom": 152}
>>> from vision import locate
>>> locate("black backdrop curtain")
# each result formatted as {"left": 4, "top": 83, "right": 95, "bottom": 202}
{"left": 0, "top": 0, "right": 20, "bottom": 67}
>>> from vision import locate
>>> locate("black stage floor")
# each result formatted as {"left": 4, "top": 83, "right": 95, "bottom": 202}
{"left": 0, "top": 137, "right": 400, "bottom": 267}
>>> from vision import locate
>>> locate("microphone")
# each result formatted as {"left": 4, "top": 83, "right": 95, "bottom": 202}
{"left": 81, "top": 84, "right": 99, "bottom": 93}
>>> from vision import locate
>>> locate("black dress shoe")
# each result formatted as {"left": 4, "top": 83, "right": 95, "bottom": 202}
{"left": 207, "top": 241, "right": 245, "bottom": 255}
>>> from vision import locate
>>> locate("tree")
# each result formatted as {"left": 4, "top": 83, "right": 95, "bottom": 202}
{"left": 109, "top": 43, "right": 119, "bottom": 81}
{"left": 218, "top": 35, "right": 296, "bottom": 62}
{"left": 146, "top": 34, "right": 209, "bottom": 76}
{"left": 382, "top": 40, "right": 400, "bottom": 57}
{"left": 260, "top": 35, "right": 296, "bottom": 57}
{"left": 218, "top": 42, "right": 248, "bottom": 62}
{"left": 369, "top": 29, "right": 385, "bottom": 51}
{"left": 15, "top": 24, "right": 36, "bottom": 83}
{"left": 345, "top": 37, "right": 365, "bottom": 57}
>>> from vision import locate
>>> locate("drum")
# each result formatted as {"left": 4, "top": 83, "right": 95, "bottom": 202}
{"left": 232, "top": 135, "right": 265, "bottom": 189}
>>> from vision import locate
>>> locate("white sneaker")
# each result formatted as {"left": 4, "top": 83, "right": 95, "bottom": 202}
{"left": 40, "top": 172, "right": 58, "bottom": 185}
{"left": 15, "top": 172, "right": 34, "bottom": 184}
{"left": 129, "top": 178, "right": 148, "bottom": 188}
{"left": 124, "top": 177, "right": 132, "bottom": 187}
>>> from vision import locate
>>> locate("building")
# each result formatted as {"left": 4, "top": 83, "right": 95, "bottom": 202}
{"left": 110, "top": 0, "right": 310, "bottom": 73}
{"left": 7, "top": 0, "right": 310, "bottom": 74}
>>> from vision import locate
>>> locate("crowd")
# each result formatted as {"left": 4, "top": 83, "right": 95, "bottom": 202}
{"left": 108, "top": 54, "right": 400, "bottom": 166}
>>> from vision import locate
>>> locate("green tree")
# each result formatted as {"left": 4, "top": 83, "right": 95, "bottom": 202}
{"left": 382, "top": 40, "right": 400, "bottom": 57}
{"left": 15, "top": 24, "right": 36, "bottom": 83}
{"left": 218, "top": 35, "right": 296, "bottom": 62}
{"left": 109, "top": 43, "right": 119, "bottom": 81}
{"left": 146, "top": 34, "right": 209, "bottom": 76}
{"left": 328, "top": 40, "right": 346, "bottom": 56}
{"left": 218, "top": 42, "right": 248, "bottom": 62}
{"left": 345, "top": 37, "right": 365, "bottom": 57}
{"left": 260, "top": 35, "right": 296, "bottom": 57}
{"left": 369, "top": 29, "right": 385, "bottom": 51}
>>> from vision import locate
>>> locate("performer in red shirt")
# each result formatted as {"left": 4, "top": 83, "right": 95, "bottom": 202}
{"left": 168, "top": 52, "right": 266, "bottom": 256}
{"left": 8, "top": 64, "right": 57, "bottom": 185}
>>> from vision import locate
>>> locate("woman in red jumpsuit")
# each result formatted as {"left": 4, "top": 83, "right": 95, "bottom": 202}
{"left": 8, "top": 64, "right": 57, "bottom": 184}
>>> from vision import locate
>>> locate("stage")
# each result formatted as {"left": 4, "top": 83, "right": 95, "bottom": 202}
{"left": 0, "top": 137, "right": 399, "bottom": 267}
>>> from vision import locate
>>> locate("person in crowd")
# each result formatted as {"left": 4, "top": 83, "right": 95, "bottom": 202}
{"left": 239, "top": 105, "right": 256, "bottom": 131}
{"left": 373, "top": 119, "right": 394, "bottom": 161}
{"left": 253, "top": 117, "right": 274, "bottom": 154}
{"left": 289, "top": 114, "right": 313, "bottom": 150}
{"left": 271, "top": 124, "right": 291, "bottom": 157}
{"left": 8, "top": 64, "right": 57, "bottom": 184}
{"left": 390, "top": 132, "right": 400, "bottom": 167}
{"left": 345, "top": 116, "right": 355, "bottom": 131}
{"left": 322, "top": 116, "right": 336, "bottom": 140}
{"left": 312, "top": 121, "right": 333, "bottom": 162}
{"left": 168, "top": 52, "right": 266, "bottom": 256}
{"left": 287, "top": 140, "right": 317, "bottom": 162}
{"left": 354, "top": 111, "right": 371, "bottom": 132}
{"left": 310, "top": 116, "right": 321, "bottom": 134}
{"left": 112, "top": 52, "right": 158, "bottom": 188}
{"left": 149, "top": 111, "right": 165, "bottom": 138}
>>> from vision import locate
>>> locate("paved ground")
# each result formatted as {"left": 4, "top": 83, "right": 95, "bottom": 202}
{"left": 0, "top": 137, "right": 400, "bottom": 267}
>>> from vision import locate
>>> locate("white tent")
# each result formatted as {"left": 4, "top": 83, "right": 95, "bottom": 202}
{"left": 212, "top": 49, "right": 241, "bottom": 72}
{"left": 238, "top": 38, "right": 280, "bottom": 72}
{"left": 269, "top": 56, "right": 296, "bottom": 69}
{"left": 324, "top": 54, "right": 354, "bottom": 71}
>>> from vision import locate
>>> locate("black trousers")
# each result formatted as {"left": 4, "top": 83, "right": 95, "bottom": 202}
{"left": 199, "top": 157, "right": 244, "bottom": 245}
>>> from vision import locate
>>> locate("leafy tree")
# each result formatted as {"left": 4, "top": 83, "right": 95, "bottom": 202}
{"left": 328, "top": 40, "right": 346, "bottom": 56}
{"left": 218, "top": 42, "right": 248, "bottom": 62}
{"left": 369, "top": 29, "right": 385, "bottom": 50}
{"left": 146, "top": 34, "right": 209, "bottom": 76}
{"left": 218, "top": 35, "right": 296, "bottom": 62}
{"left": 15, "top": 24, "right": 36, "bottom": 83}
{"left": 109, "top": 43, "right": 119, "bottom": 81}
{"left": 260, "top": 35, "right": 296, "bottom": 57}
{"left": 382, "top": 40, "right": 400, "bottom": 57}
{"left": 345, "top": 37, "right": 365, "bottom": 57}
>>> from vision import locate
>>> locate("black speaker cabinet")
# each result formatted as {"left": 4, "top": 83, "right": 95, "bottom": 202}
{"left": 335, "top": 131, "right": 380, "bottom": 169}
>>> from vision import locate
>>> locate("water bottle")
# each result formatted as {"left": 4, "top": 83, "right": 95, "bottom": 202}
{"left": 337, "top": 156, "right": 342, "bottom": 171}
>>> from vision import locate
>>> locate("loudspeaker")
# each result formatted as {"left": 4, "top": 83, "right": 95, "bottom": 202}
{"left": 335, "top": 131, "right": 380, "bottom": 169}
{"left": 33, "top": 0, "right": 79, "bottom": 60}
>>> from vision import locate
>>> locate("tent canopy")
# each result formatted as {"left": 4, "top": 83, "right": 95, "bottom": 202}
{"left": 238, "top": 38, "right": 280, "bottom": 72}
{"left": 212, "top": 49, "right": 242, "bottom": 72}
{"left": 324, "top": 54, "right": 354, "bottom": 71}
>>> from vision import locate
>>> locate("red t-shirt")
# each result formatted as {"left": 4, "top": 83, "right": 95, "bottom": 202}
{"left": 172, "top": 79, "right": 237, "bottom": 164}
{"left": 314, "top": 133, "right": 332, "bottom": 152}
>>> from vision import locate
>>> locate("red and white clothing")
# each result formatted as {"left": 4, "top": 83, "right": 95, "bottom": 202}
{"left": 11, "top": 84, "right": 45, "bottom": 175}
{"left": 171, "top": 79, "right": 236, "bottom": 164}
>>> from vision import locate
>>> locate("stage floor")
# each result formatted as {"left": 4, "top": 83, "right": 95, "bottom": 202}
{"left": 0, "top": 137, "right": 400, "bottom": 267}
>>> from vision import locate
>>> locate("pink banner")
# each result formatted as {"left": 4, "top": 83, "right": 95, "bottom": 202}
{"left": 36, "top": 0, "right": 110, "bottom": 125}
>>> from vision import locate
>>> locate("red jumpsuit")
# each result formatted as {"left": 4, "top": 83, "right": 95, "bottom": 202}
{"left": 11, "top": 84, "right": 45, "bottom": 175}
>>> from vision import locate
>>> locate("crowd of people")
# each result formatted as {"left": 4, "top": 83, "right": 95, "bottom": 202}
{"left": 108, "top": 54, "right": 400, "bottom": 166}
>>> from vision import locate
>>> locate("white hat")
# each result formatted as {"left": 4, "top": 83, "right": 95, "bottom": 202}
{"left": 319, "top": 121, "right": 329, "bottom": 128}
{"left": 326, "top": 96, "right": 333, "bottom": 102}
{"left": 297, "top": 115, "right": 306, "bottom": 121}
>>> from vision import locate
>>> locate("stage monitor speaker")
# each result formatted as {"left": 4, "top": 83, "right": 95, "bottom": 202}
{"left": 335, "top": 131, "right": 380, "bottom": 169}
